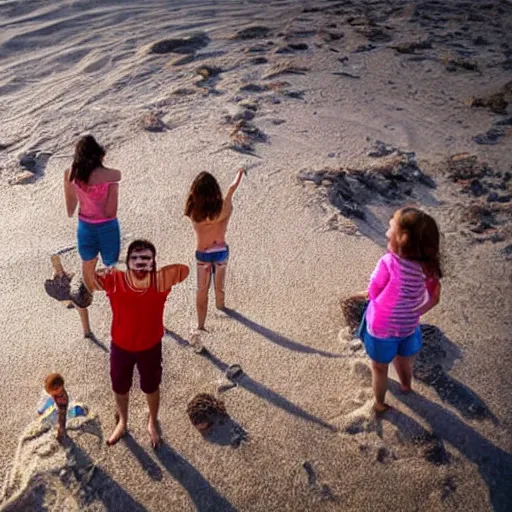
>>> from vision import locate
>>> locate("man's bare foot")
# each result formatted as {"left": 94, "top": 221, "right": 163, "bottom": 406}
{"left": 148, "top": 420, "right": 160, "bottom": 449}
{"left": 215, "top": 302, "right": 225, "bottom": 310}
{"left": 106, "top": 419, "right": 127, "bottom": 446}
{"left": 400, "top": 385, "right": 412, "bottom": 393}
{"left": 374, "top": 402, "right": 392, "bottom": 414}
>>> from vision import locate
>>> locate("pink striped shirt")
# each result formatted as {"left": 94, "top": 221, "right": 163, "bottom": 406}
{"left": 366, "top": 252, "right": 429, "bottom": 338}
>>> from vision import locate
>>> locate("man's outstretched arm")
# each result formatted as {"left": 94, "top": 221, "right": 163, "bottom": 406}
{"left": 159, "top": 264, "right": 190, "bottom": 292}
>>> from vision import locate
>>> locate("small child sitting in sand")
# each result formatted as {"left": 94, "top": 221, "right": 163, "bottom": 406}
{"left": 38, "top": 373, "right": 69, "bottom": 440}
{"left": 185, "top": 169, "right": 244, "bottom": 330}
{"left": 358, "top": 207, "right": 442, "bottom": 413}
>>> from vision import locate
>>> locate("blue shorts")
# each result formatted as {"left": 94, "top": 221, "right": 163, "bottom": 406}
{"left": 195, "top": 246, "right": 229, "bottom": 264}
{"left": 77, "top": 218, "right": 120, "bottom": 266}
{"left": 358, "top": 307, "right": 422, "bottom": 364}
{"left": 195, "top": 246, "right": 229, "bottom": 292}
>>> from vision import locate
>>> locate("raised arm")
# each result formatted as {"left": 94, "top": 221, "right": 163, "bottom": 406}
{"left": 368, "top": 257, "right": 390, "bottom": 300}
{"left": 159, "top": 264, "right": 190, "bottom": 292}
{"left": 63, "top": 169, "right": 78, "bottom": 217}
{"left": 225, "top": 168, "right": 244, "bottom": 201}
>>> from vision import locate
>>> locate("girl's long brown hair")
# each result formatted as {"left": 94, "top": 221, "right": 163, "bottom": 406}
{"left": 394, "top": 207, "right": 443, "bottom": 278}
{"left": 185, "top": 171, "right": 223, "bottom": 222}
{"left": 69, "top": 135, "right": 105, "bottom": 183}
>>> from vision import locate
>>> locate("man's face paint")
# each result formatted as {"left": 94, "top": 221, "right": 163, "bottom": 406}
{"left": 128, "top": 249, "right": 154, "bottom": 273}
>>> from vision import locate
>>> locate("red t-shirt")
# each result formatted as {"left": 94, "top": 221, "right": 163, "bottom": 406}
{"left": 99, "top": 269, "right": 170, "bottom": 352}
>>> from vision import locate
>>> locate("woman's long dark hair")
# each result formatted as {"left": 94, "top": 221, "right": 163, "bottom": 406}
{"left": 394, "top": 207, "right": 443, "bottom": 278}
{"left": 69, "top": 135, "right": 105, "bottom": 183}
{"left": 184, "top": 171, "right": 223, "bottom": 222}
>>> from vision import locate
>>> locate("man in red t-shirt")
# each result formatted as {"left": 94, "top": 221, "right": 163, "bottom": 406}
{"left": 88, "top": 239, "right": 189, "bottom": 447}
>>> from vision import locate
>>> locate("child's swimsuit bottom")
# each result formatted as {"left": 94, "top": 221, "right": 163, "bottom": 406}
{"left": 358, "top": 303, "right": 422, "bottom": 364}
{"left": 195, "top": 244, "right": 229, "bottom": 265}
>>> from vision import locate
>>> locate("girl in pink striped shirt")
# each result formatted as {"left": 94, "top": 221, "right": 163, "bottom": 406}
{"left": 359, "top": 207, "right": 442, "bottom": 413}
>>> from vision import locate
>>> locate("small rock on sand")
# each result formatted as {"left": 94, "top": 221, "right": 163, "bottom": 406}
{"left": 232, "top": 26, "right": 270, "bottom": 40}
{"left": 140, "top": 112, "right": 166, "bottom": 132}
{"left": 9, "top": 170, "right": 36, "bottom": 185}
{"left": 196, "top": 65, "right": 222, "bottom": 79}
{"left": 239, "top": 83, "right": 267, "bottom": 93}
{"left": 19, "top": 151, "right": 40, "bottom": 171}
{"left": 171, "top": 87, "right": 196, "bottom": 95}
{"left": 473, "top": 127, "right": 506, "bottom": 145}
{"left": 250, "top": 56, "right": 268, "bottom": 65}
{"left": 148, "top": 33, "right": 210, "bottom": 54}
{"left": 391, "top": 40, "right": 432, "bottom": 54}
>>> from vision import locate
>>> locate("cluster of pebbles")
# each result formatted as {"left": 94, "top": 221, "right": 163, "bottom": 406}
{"left": 298, "top": 142, "right": 436, "bottom": 220}
{"left": 445, "top": 154, "right": 512, "bottom": 250}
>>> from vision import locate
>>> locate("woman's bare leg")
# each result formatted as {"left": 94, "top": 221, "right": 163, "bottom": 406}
{"left": 82, "top": 258, "right": 98, "bottom": 293}
{"left": 393, "top": 355, "right": 414, "bottom": 392}
{"left": 77, "top": 307, "right": 91, "bottom": 337}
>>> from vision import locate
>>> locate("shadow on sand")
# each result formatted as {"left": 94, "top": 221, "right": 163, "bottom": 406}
{"left": 84, "top": 332, "right": 109, "bottom": 353}
{"left": 223, "top": 308, "right": 344, "bottom": 358}
{"left": 164, "top": 330, "right": 337, "bottom": 432}
{"left": 155, "top": 440, "right": 238, "bottom": 512}
{"left": 388, "top": 382, "right": 512, "bottom": 512}
{"left": 123, "top": 433, "right": 163, "bottom": 481}
{"left": 416, "top": 325, "right": 498, "bottom": 423}
{"left": 64, "top": 439, "right": 148, "bottom": 511}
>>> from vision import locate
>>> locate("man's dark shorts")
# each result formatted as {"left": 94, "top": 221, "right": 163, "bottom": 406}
{"left": 110, "top": 342, "right": 162, "bottom": 395}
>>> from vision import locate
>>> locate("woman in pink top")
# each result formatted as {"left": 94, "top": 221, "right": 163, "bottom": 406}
{"left": 359, "top": 207, "right": 442, "bottom": 412}
{"left": 64, "top": 135, "right": 121, "bottom": 336}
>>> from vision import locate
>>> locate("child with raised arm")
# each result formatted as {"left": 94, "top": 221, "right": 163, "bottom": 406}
{"left": 359, "top": 207, "right": 442, "bottom": 413}
{"left": 185, "top": 169, "right": 244, "bottom": 330}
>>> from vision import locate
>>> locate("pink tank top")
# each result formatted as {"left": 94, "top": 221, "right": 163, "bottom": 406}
{"left": 73, "top": 180, "right": 116, "bottom": 224}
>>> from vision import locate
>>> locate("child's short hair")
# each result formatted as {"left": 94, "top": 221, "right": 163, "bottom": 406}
{"left": 185, "top": 172, "right": 223, "bottom": 223}
{"left": 393, "top": 207, "right": 442, "bottom": 278}
{"left": 45, "top": 373, "right": 65, "bottom": 394}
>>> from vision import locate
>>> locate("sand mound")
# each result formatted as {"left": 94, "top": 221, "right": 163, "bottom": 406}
{"left": 0, "top": 415, "right": 102, "bottom": 512}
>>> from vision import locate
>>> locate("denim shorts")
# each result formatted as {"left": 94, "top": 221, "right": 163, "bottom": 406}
{"left": 77, "top": 218, "right": 120, "bottom": 266}
{"left": 358, "top": 306, "right": 422, "bottom": 364}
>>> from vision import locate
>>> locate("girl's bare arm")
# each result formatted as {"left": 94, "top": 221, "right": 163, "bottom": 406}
{"left": 63, "top": 170, "right": 78, "bottom": 217}
{"left": 104, "top": 182, "right": 119, "bottom": 218}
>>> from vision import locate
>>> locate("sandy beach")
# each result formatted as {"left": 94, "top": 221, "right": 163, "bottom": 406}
{"left": 1, "top": 0, "right": 511, "bottom": 510}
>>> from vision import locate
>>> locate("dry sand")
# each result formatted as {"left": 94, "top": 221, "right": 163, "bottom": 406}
{"left": 1, "top": 0, "right": 511, "bottom": 511}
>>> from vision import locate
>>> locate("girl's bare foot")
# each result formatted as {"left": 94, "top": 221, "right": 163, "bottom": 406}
{"left": 106, "top": 419, "right": 127, "bottom": 446}
{"left": 148, "top": 420, "right": 160, "bottom": 449}
{"left": 374, "top": 402, "right": 392, "bottom": 414}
